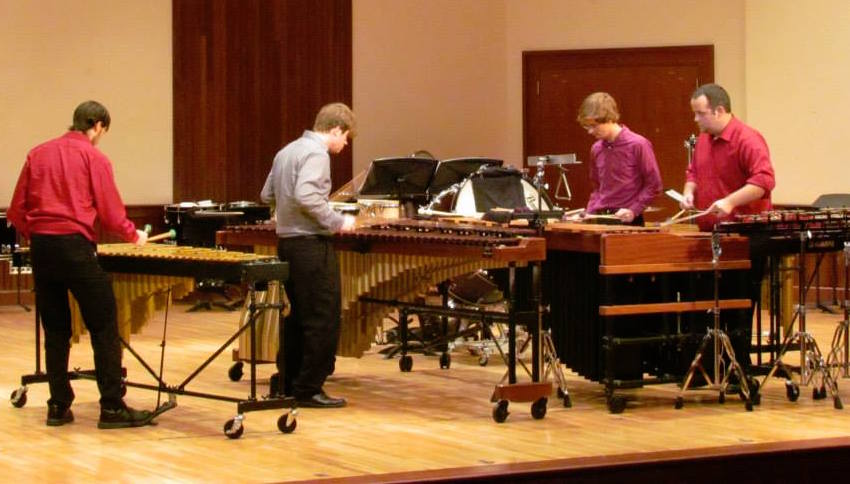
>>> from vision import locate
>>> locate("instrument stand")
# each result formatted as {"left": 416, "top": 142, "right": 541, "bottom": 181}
{"left": 760, "top": 230, "right": 843, "bottom": 409}
{"left": 498, "top": 328, "right": 572, "bottom": 408}
{"left": 12, "top": 250, "right": 31, "bottom": 312}
{"left": 675, "top": 233, "right": 757, "bottom": 411}
{"left": 11, "top": 278, "right": 298, "bottom": 438}
{"left": 825, "top": 242, "right": 850, "bottom": 380}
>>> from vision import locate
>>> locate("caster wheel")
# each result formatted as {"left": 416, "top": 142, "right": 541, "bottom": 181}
{"left": 813, "top": 386, "right": 827, "bottom": 400}
{"left": 10, "top": 387, "right": 27, "bottom": 408}
{"left": 785, "top": 382, "right": 800, "bottom": 402}
{"left": 674, "top": 396, "right": 684, "bottom": 410}
{"left": 439, "top": 353, "right": 451, "bottom": 370}
{"left": 607, "top": 395, "right": 626, "bottom": 414}
{"left": 531, "top": 397, "right": 548, "bottom": 420}
{"left": 223, "top": 418, "right": 244, "bottom": 439}
{"left": 399, "top": 355, "right": 413, "bottom": 372}
{"left": 558, "top": 390, "right": 572, "bottom": 408}
{"left": 834, "top": 397, "right": 843, "bottom": 410}
{"left": 478, "top": 355, "right": 489, "bottom": 366}
{"left": 277, "top": 412, "right": 297, "bottom": 434}
{"left": 492, "top": 400, "right": 509, "bottom": 423}
{"left": 228, "top": 362, "right": 244, "bottom": 382}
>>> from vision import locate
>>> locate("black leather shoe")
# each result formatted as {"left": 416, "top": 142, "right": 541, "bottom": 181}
{"left": 46, "top": 404, "right": 74, "bottom": 426}
{"left": 98, "top": 404, "right": 154, "bottom": 429}
{"left": 296, "top": 392, "right": 347, "bottom": 408}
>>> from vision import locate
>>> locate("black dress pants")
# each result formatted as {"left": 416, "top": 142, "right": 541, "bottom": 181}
{"left": 275, "top": 236, "right": 341, "bottom": 399}
{"left": 30, "top": 234, "right": 124, "bottom": 409}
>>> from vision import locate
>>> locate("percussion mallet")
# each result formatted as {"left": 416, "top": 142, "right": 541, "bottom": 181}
{"left": 147, "top": 229, "right": 178, "bottom": 243}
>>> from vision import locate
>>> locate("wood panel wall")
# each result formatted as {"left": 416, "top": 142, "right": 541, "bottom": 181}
{"left": 172, "top": 0, "right": 353, "bottom": 203}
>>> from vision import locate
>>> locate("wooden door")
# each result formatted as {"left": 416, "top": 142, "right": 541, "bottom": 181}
{"left": 523, "top": 46, "right": 713, "bottom": 221}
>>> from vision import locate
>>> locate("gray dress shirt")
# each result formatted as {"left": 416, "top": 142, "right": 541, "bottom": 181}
{"left": 261, "top": 130, "right": 345, "bottom": 237}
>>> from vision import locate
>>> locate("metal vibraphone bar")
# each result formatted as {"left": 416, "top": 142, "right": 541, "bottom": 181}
{"left": 216, "top": 220, "right": 555, "bottom": 422}
{"left": 11, "top": 243, "right": 296, "bottom": 438}
{"left": 715, "top": 208, "right": 849, "bottom": 409}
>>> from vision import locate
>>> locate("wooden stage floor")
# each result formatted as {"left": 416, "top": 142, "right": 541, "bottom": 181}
{"left": 2, "top": 302, "right": 850, "bottom": 482}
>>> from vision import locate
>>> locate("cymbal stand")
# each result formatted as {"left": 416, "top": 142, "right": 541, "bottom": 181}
{"left": 675, "top": 232, "right": 756, "bottom": 411}
{"left": 825, "top": 241, "right": 850, "bottom": 379}
{"left": 759, "top": 230, "right": 843, "bottom": 409}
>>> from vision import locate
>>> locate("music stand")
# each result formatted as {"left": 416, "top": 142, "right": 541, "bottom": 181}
{"left": 428, "top": 157, "right": 503, "bottom": 198}
{"left": 358, "top": 157, "right": 437, "bottom": 217}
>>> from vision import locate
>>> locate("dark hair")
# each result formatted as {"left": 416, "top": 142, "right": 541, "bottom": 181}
{"left": 691, "top": 84, "right": 732, "bottom": 112}
{"left": 313, "top": 102, "right": 356, "bottom": 138}
{"left": 69, "top": 100, "right": 111, "bottom": 132}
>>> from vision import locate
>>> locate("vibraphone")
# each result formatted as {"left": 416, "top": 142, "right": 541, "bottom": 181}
{"left": 543, "top": 221, "right": 752, "bottom": 413}
{"left": 12, "top": 243, "right": 295, "bottom": 438}
{"left": 715, "top": 209, "right": 850, "bottom": 409}
{"left": 217, "top": 220, "right": 555, "bottom": 422}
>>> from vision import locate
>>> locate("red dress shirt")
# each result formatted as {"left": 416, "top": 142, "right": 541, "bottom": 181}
{"left": 7, "top": 131, "right": 138, "bottom": 243}
{"left": 685, "top": 116, "right": 775, "bottom": 231}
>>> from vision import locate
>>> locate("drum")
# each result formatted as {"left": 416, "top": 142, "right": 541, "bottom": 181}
{"left": 451, "top": 172, "right": 551, "bottom": 217}
{"left": 226, "top": 201, "right": 271, "bottom": 224}
{"left": 357, "top": 199, "right": 399, "bottom": 219}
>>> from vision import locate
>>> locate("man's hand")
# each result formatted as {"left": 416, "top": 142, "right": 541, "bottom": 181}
{"left": 615, "top": 208, "right": 635, "bottom": 223}
{"left": 680, "top": 192, "right": 695, "bottom": 210}
{"left": 709, "top": 197, "right": 734, "bottom": 216}
{"left": 134, "top": 229, "right": 148, "bottom": 247}
{"left": 340, "top": 214, "right": 357, "bottom": 232}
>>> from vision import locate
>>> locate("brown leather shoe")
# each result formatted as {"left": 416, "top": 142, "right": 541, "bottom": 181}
{"left": 296, "top": 392, "right": 346, "bottom": 408}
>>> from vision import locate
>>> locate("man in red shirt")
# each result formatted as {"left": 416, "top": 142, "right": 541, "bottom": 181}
{"left": 681, "top": 83, "right": 775, "bottom": 231}
{"left": 8, "top": 100, "right": 153, "bottom": 428}
{"left": 679, "top": 83, "right": 776, "bottom": 371}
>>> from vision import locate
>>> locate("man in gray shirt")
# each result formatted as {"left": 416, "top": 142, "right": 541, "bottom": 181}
{"left": 261, "top": 102, "right": 356, "bottom": 408}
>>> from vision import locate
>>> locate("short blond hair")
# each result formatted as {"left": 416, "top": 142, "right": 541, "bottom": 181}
{"left": 313, "top": 102, "right": 357, "bottom": 138}
{"left": 577, "top": 92, "right": 620, "bottom": 125}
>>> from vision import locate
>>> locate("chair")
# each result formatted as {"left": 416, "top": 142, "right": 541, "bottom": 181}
{"left": 811, "top": 194, "right": 850, "bottom": 312}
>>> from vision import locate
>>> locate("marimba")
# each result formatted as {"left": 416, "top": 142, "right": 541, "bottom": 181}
{"left": 216, "top": 221, "right": 545, "bottom": 358}
{"left": 217, "top": 220, "right": 554, "bottom": 422}
{"left": 543, "top": 222, "right": 752, "bottom": 413}
{"left": 12, "top": 243, "right": 294, "bottom": 438}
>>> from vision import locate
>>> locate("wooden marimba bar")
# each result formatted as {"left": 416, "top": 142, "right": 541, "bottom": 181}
{"left": 216, "top": 221, "right": 545, "bottom": 358}
{"left": 542, "top": 221, "right": 752, "bottom": 413}
{"left": 217, "top": 220, "right": 552, "bottom": 423}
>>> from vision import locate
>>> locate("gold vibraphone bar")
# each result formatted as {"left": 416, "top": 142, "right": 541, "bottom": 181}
{"left": 69, "top": 244, "right": 279, "bottom": 342}
{"left": 217, "top": 221, "right": 546, "bottom": 359}
{"left": 16, "top": 242, "right": 294, "bottom": 438}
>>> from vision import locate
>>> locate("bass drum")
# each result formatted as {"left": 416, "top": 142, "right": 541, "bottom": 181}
{"left": 452, "top": 174, "right": 551, "bottom": 217}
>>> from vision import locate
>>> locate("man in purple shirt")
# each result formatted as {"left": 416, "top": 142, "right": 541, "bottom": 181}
{"left": 574, "top": 92, "right": 662, "bottom": 225}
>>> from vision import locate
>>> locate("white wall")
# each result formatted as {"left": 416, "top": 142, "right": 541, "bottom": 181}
{"left": 0, "top": 0, "right": 172, "bottom": 205}
{"left": 3, "top": 0, "right": 846, "bottom": 207}
{"left": 745, "top": 0, "right": 850, "bottom": 204}
{"left": 353, "top": 0, "right": 508, "bottom": 173}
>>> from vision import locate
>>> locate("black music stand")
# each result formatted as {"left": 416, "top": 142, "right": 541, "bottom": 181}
{"left": 358, "top": 157, "right": 437, "bottom": 217}
{"left": 428, "top": 157, "right": 503, "bottom": 198}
